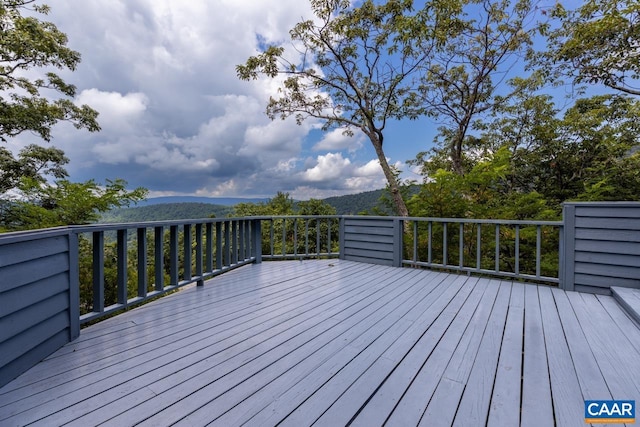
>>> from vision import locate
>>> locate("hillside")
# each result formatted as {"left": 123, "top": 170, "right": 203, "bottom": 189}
{"left": 322, "top": 189, "right": 392, "bottom": 215}
{"left": 99, "top": 202, "right": 233, "bottom": 223}
{"left": 98, "top": 188, "right": 415, "bottom": 223}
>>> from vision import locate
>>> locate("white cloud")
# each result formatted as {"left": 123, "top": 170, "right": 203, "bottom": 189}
{"left": 302, "top": 153, "right": 352, "bottom": 182}
{"left": 7, "top": 0, "right": 405, "bottom": 199}
{"left": 313, "top": 127, "right": 365, "bottom": 152}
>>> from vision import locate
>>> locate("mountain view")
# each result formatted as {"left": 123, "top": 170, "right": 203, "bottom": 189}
{"left": 98, "top": 189, "right": 396, "bottom": 223}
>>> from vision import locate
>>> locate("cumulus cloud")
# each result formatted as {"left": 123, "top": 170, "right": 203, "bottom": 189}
{"left": 313, "top": 127, "right": 365, "bottom": 152}
{"left": 6, "top": 0, "right": 411, "bottom": 199}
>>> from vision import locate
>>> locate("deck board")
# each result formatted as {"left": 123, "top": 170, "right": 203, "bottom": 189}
{"left": 1, "top": 259, "right": 639, "bottom": 427}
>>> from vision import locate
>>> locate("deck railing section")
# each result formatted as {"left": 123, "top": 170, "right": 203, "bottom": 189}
{"left": 73, "top": 218, "right": 261, "bottom": 324}
{"left": 261, "top": 216, "right": 341, "bottom": 260}
{"left": 403, "top": 218, "right": 563, "bottom": 284}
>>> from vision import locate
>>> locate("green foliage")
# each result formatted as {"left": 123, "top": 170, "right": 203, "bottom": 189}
{"left": 418, "top": 0, "right": 537, "bottom": 174}
{"left": 238, "top": 0, "right": 467, "bottom": 216}
{"left": 540, "top": 0, "right": 640, "bottom": 96}
{"left": 2, "top": 178, "right": 147, "bottom": 230}
{"left": 0, "top": 145, "right": 147, "bottom": 231}
{"left": 0, "top": 0, "right": 100, "bottom": 141}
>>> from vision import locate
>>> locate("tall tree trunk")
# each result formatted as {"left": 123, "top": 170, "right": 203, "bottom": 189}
{"left": 368, "top": 133, "right": 409, "bottom": 217}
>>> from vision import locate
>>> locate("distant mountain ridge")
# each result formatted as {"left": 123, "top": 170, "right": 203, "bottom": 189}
{"left": 99, "top": 189, "right": 405, "bottom": 223}
{"left": 136, "top": 196, "right": 270, "bottom": 206}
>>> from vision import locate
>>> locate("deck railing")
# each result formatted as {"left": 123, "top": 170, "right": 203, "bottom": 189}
{"left": 72, "top": 218, "right": 262, "bottom": 324}
{"left": 2, "top": 202, "right": 640, "bottom": 388}
{"left": 403, "top": 218, "right": 563, "bottom": 285}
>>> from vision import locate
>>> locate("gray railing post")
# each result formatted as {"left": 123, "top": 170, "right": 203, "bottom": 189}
{"left": 68, "top": 231, "right": 80, "bottom": 341}
{"left": 252, "top": 219, "right": 262, "bottom": 264}
{"left": 338, "top": 217, "right": 346, "bottom": 260}
{"left": 394, "top": 219, "right": 403, "bottom": 267}
{"left": 561, "top": 204, "right": 576, "bottom": 291}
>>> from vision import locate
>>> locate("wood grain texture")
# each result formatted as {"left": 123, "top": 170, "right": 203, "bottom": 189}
{"left": 1, "top": 260, "right": 638, "bottom": 427}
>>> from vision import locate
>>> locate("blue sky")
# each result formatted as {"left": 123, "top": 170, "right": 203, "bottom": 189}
{"left": 7, "top": 0, "right": 577, "bottom": 200}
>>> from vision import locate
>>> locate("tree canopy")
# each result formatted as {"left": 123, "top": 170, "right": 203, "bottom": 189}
{"left": 238, "top": 0, "right": 465, "bottom": 216}
{"left": 541, "top": 0, "right": 640, "bottom": 96}
{"left": 0, "top": 145, "right": 147, "bottom": 231}
{"left": 0, "top": 0, "right": 100, "bottom": 141}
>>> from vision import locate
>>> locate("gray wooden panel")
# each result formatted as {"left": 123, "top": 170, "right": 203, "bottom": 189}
{"left": 344, "top": 247, "right": 393, "bottom": 259}
{"left": 344, "top": 233, "right": 395, "bottom": 244}
{"left": 0, "top": 291, "right": 69, "bottom": 343}
{"left": 344, "top": 225, "right": 395, "bottom": 236}
{"left": 343, "top": 239, "right": 394, "bottom": 252}
{"left": 0, "top": 311, "right": 69, "bottom": 369}
{"left": 520, "top": 285, "right": 554, "bottom": 427}
{"left": 1, "top": 262, "right": 393, "bottom": 422}
{"left": 0, "top": 252, "right": 69, "bottom": 292}
{"left": 0, "top": 273, "right": 69, "bottom": 318}
{"left": 574, "top": 205, "right": 640, "bottom": 218}
{"left": 0, "top": 330, "right": 70, "bottom": 390}
{"left": 487, "top": 282, "right": 525, "bottom": 427}
{"left": 537, "top": 286, "right": 584, "bottom": 427}
{"left": 567, "top": 292, "right": 640, "bottom": 398}
{"left": 575, "top": 251, "right": 640, "bottom": 267}
{"left": 576, "top": 239, "right": 640, "bottom": 256}
{"left": 575, "top": 228, "right": 640, "bottom": 242}
{"left": 575, "top": 261, "right": 640, "bottom": 280}
{"left": 611, "top": 287, "right": 640, "bottom": 325}
{"left": 2, "top": 259, "right": 640, "bottom": 426}
{"left": 551, "top": 289, "right": 612, "bottom": 400}
{"left": 575, "top": 216, "right": 640, "bottom": 230}
{"left": 574, "top": 273, "right": 640, "bottom": 290}
{"left": 61, "top": 266, "right": 427, "bottom": 426}
{"left": 343, "top": 218, "right": 396, "bottom": 228}
{"left": 385, "top": 278, "right": 485, "bottom": 426}
{"left": 0, "top": 236, "right": 69, "bottom": 268}
{"left": 419, "top": 279, "right": 501, "bottom": 427}
{"left": 452, "top": 282, "right": 511, "bottom": 427}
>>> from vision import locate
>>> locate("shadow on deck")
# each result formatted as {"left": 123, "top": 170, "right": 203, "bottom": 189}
{"left": 1, "top": 260, "right": 639, "bottom": 426}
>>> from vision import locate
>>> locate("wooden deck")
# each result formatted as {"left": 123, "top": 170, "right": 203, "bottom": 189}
{"left": 1, "top": 259, "right": 639, "bottom": 426}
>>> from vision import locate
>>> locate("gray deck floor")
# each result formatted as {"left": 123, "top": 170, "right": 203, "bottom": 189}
{"left": 1, "top": 259, "right": 639, "bottom": 426}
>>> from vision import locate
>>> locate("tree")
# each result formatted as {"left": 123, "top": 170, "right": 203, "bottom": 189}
{"left": 0, "top": 146, "right": 147, "bottom": 231}
{"left": 541, "top": 0, "right": 640, "bottom": 96}
{"left": 0, "top": 143, "right": 68, "bottom": 192}
{"left": 0, "top": 0, "right": 99, "bottom": 141}
{"left": 412, "top": 0, "right": 537, "bottom": 175}
{"left": 238, "top": 0, "right": 462, "bottom": 217}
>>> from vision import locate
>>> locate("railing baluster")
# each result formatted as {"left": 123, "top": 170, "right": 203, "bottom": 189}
{"left": 428, "top": 221, "right": 432, "bottom": 264}
{"left": 92, "top": 231, "right": 105, "bottom": 313}
{"left": 216, "top": 222, "right": 223, "bottom": 270}
{"left": 413, "top": 221, "right": 418, "bottom": 263}
{"left": 117, "top": 229, "right": 128, "bottom": 306}
{"left": 137, "top": 227, "right": 147, "bottom": 298}
{"left": 495, "top": 224, "right": 500, "bottom": 273}
{"left": 206, "top": 223, "right": 213, "bottom": 273}
{"left": 239, "top": 220, "right": 245, "bottom": 261}
{"left": 169, "top": 225, "right": 179, "bottom": 285}
{"left": 183, "top": 224, "right": 192, "bottom": 282}
{"left": 270, "top": 219, "right": 275, "bottom": 256}
{"left": 443, "top": 222, "right": 448, "bottom": 267}
{"left": 232, "top": 221, "right": 238, "bottom": 265}
{"left": 316, "top": 218, "right": 321, "bottom": 258}
{"left": 282, "top": 218, "right": 286, "bottom": 258}
{"left": 305, "top": 220, "right": 309, "bottom": 256}
{"left": 154, "top": 226, "right": 164, "bottom": 291}
{"left": 515, "top": 225, "right": 520, "bottom": 276}
{"left": 459, "top": 223, "right": 464, "bottom": 268}
{"left": 224, "top": 221, "right": 231, "bottom": 267}
{"left": 476, "top": 224, "right": 481, "bottom": 271}
{"left": 327, "top": 218, "right": 332, "bottom": 255}
{"left": 536, "top": 225, "right": 542, "bottom": 278}
{"left": 293, "top": 218, "right": 298, "bottom": 257}
{"left": 195, "top": 223, "right": 203, "bottom": 286}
